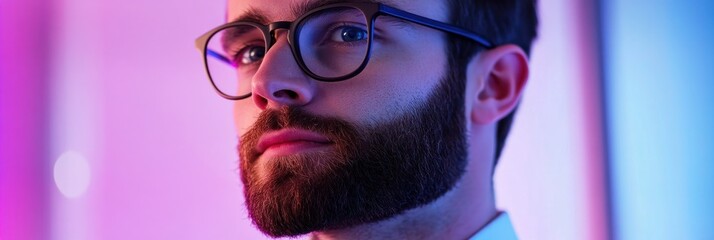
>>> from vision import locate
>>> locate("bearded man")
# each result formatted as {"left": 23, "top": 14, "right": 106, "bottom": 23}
{"left": 195, "top": 0, "right": 537, "bottom": 238}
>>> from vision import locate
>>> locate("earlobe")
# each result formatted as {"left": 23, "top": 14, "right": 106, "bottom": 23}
{"left": 467, "top": 44, "right": 529, "bottom": 125}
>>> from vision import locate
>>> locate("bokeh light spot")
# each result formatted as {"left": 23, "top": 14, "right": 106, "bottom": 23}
{"left": 54, "top": 151, "right": 91, "bottom": 199}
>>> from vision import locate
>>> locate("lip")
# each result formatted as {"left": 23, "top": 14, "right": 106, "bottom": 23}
{"left": 256, "top": 128, "right": 332, "bottom": 156}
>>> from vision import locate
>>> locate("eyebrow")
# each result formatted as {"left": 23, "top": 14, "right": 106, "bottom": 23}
{"left": 228, "top": 7, "right": 269, "bottom": 24}
{"left": 228, "top": 0, "right": 395, "bottom": 25}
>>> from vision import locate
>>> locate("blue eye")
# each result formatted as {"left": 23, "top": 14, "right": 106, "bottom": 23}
{"left": 239, "top": 46, "right": 265, "bottom": 65}
{"left": 330, "top": 26, "right": 368, "bottom": 43}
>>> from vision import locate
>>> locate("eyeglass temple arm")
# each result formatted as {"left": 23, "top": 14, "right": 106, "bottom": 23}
{"left": 196, "top": 32, "right": 234, "bottom": 66}
{"left": 207, "top": 49, "right": 233, "bottom": 66}
{"left": 378, "top": 4, "right": 494, "bottom": 48}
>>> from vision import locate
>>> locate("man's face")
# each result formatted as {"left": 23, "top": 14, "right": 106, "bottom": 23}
{"left": 231, "top": 0, "right": 470, "bottom": 237}
{"left": 231, "top": 0, "right": 451, "bottom": 129}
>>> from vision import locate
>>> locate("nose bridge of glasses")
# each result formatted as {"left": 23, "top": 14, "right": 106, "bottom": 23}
{"left": 267, "top": 21, "right": 292, "bottom": 49}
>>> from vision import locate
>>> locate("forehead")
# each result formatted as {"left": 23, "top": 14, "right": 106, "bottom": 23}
{"left": 226, "top": 0, "right": 448, "bottom": 24}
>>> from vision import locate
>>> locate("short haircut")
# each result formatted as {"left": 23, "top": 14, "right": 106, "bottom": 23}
{"left": 445, "top": 0, "right": 538, "bottom": 165}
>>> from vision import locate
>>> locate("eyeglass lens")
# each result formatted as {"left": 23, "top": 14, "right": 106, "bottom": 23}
{"left": 204, "top": 6, "right": 369, "bottom": 98}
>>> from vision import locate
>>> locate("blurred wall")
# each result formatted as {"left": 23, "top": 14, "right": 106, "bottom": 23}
{"left": 44, "top": 0, "right": 259, "bottom": 238}
{"left": 0, "top": 0, "right": 50, "bottom": 239}
{"left": 602, "top": 0, "right": 714, "bottom": 239}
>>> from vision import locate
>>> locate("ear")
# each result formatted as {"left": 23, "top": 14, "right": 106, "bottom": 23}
{"left": 467, "top": 44, "right": 529, "bottom": 125}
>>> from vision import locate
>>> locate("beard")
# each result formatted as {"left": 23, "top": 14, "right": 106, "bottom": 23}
{"left": 238, "top": 72, "right": 468, "bottom": 237}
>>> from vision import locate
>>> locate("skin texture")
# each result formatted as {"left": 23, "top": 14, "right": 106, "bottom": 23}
{"left": 228, "top": 0, "right": 530, "bottom": 239}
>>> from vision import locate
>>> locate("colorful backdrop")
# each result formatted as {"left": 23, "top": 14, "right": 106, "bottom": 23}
{"left": 1, "top": 0, "right": 713, "bottom": 239}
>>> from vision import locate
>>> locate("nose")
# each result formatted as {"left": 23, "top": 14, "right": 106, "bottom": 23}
{"left": 250, "top": 30, "right": 315, "bottom": 110}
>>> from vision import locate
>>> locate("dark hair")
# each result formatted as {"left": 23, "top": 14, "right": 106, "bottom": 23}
{"left": 445, "top": 0, "right": 538, "bottom": 165}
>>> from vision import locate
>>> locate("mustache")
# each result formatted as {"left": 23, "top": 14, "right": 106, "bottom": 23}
{"left": 245, "top": 106, "right": 340, "bottom": 133}
{"left": 241, "top": 106, "right": 356, "bottom": 140}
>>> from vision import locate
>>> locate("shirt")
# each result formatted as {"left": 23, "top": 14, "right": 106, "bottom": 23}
{"left": 468, "top": 212, "right": 518, "bottom": 240}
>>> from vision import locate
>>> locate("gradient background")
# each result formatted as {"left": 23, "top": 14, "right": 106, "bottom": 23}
{"left": 1, "top": 0, "right": 713, "bottom": 239}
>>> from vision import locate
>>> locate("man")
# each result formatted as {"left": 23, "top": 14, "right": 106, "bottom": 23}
{"left": 196, "top": 0, "right": 537, "bottom": 238}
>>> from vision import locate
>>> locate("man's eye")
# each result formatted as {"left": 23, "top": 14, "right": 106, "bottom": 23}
{"left": 238, "top": 46, "right": 265, "bottom": 65}
{"left": 329, "top": 25, "right": 368, "bottom": 43}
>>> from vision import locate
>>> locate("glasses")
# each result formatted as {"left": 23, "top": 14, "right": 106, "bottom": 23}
{"left": 195, "top": 2, "right": 493, "bottom": 100}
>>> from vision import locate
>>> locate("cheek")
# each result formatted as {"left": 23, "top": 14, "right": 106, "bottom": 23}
{"left": 234, "top": 101, "right": 260, "bottom": 135}
{"left": 315, "top": 40, "right": 447, "bottom": 124}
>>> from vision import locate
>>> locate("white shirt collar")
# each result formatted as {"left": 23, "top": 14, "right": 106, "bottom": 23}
{"left": 467, "top": 212, "right": 518, "bottom": 240}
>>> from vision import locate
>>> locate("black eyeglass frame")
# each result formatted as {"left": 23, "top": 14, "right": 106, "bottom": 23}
{"left": 195, "top": 2, "right": 494, "bottom": 100}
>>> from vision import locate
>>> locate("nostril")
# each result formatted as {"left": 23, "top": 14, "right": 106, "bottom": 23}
{"left": 253, "top": 95, "right": 269, "bottom": 109}
{"left": 273, "top": 90, "right": 299, "bottom": 100}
